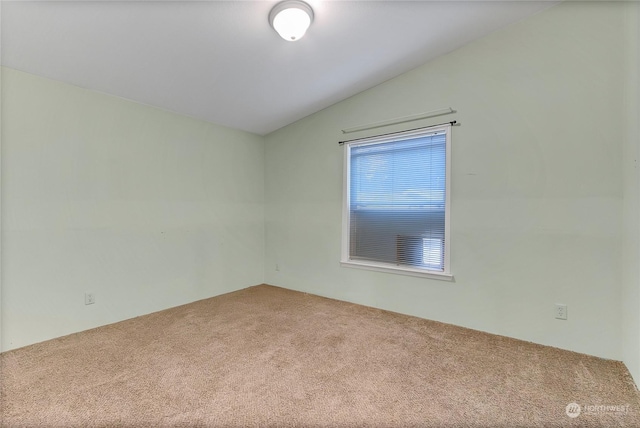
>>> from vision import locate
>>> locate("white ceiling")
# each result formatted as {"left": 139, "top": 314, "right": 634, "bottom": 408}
{"left": 1, "top": 1, "right": 555, "bottom": 135}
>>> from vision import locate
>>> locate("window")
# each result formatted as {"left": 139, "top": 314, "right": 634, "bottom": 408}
{"left": 341, "top": 124, "right": 451, "bottom": 279}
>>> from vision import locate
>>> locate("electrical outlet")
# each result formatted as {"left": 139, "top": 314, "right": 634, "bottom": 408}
{"left": 85, "top": 292, "right": 95, "bottom": 305}
{"left": 555, "top": 303, "right": 567, "bottom": 320}
{"left": 275, "top": 264, "right": 280, "bottom": 272}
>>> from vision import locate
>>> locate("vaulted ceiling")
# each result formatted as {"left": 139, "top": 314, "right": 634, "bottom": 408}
{"left": 1, "top": 1, "right": 555, "bottom": 135}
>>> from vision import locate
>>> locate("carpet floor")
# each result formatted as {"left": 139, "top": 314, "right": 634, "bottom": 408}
{"left": 1, "top": 284, "right": 639, "bottom": 427}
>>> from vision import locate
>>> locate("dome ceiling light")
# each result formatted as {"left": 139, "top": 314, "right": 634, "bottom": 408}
{"left": 269, "top": 0, "right": 314, "bottom": 42}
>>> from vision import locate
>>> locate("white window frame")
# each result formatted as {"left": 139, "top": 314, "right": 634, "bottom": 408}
{"left": 340, "top": 124, "right": 452, "bottom": 281}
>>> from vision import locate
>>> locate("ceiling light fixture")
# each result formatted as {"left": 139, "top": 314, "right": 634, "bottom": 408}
{"left": 269, "top": 0, "right": 314, "bottom": 42}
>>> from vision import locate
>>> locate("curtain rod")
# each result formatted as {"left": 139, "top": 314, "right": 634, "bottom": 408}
{"left": 338, "top": 120, "right": 458, "bottom": 146}
{"left": 341, "top": 107, "right": 455, "bottom": 134}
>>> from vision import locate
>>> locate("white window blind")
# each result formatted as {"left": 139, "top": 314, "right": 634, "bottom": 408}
{"left": 342, "top": 124, "right": 451, "bottom": 277}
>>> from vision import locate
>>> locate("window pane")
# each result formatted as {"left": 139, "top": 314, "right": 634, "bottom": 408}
{"left": 348, "top": 130, "right": 447, "bottom": 272}
{"left": 350, "top": 134, "right": 446, "bottom": 209}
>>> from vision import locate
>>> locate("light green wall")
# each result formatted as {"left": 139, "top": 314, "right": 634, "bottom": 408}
{"left": 622, "top": 2, "right": 640, "bottom": 383}
{"left": 1, "top": 67, "right": 265, "bottom": 350}
{"left": 265, "top": 2, "right": 627, "bottom": 360}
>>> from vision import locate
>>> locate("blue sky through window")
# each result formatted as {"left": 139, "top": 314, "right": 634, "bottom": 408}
{"left": 350, "top": 134, "right": 446, "bottom": 209}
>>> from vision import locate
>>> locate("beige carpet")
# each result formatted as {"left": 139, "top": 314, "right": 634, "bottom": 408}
{"left": 1, "top": 284, "right": 639, "bottom": 427}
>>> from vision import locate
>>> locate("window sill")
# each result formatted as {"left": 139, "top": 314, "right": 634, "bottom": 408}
{"left": 340, "top": 260, "right": 454, "bottom": 281}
